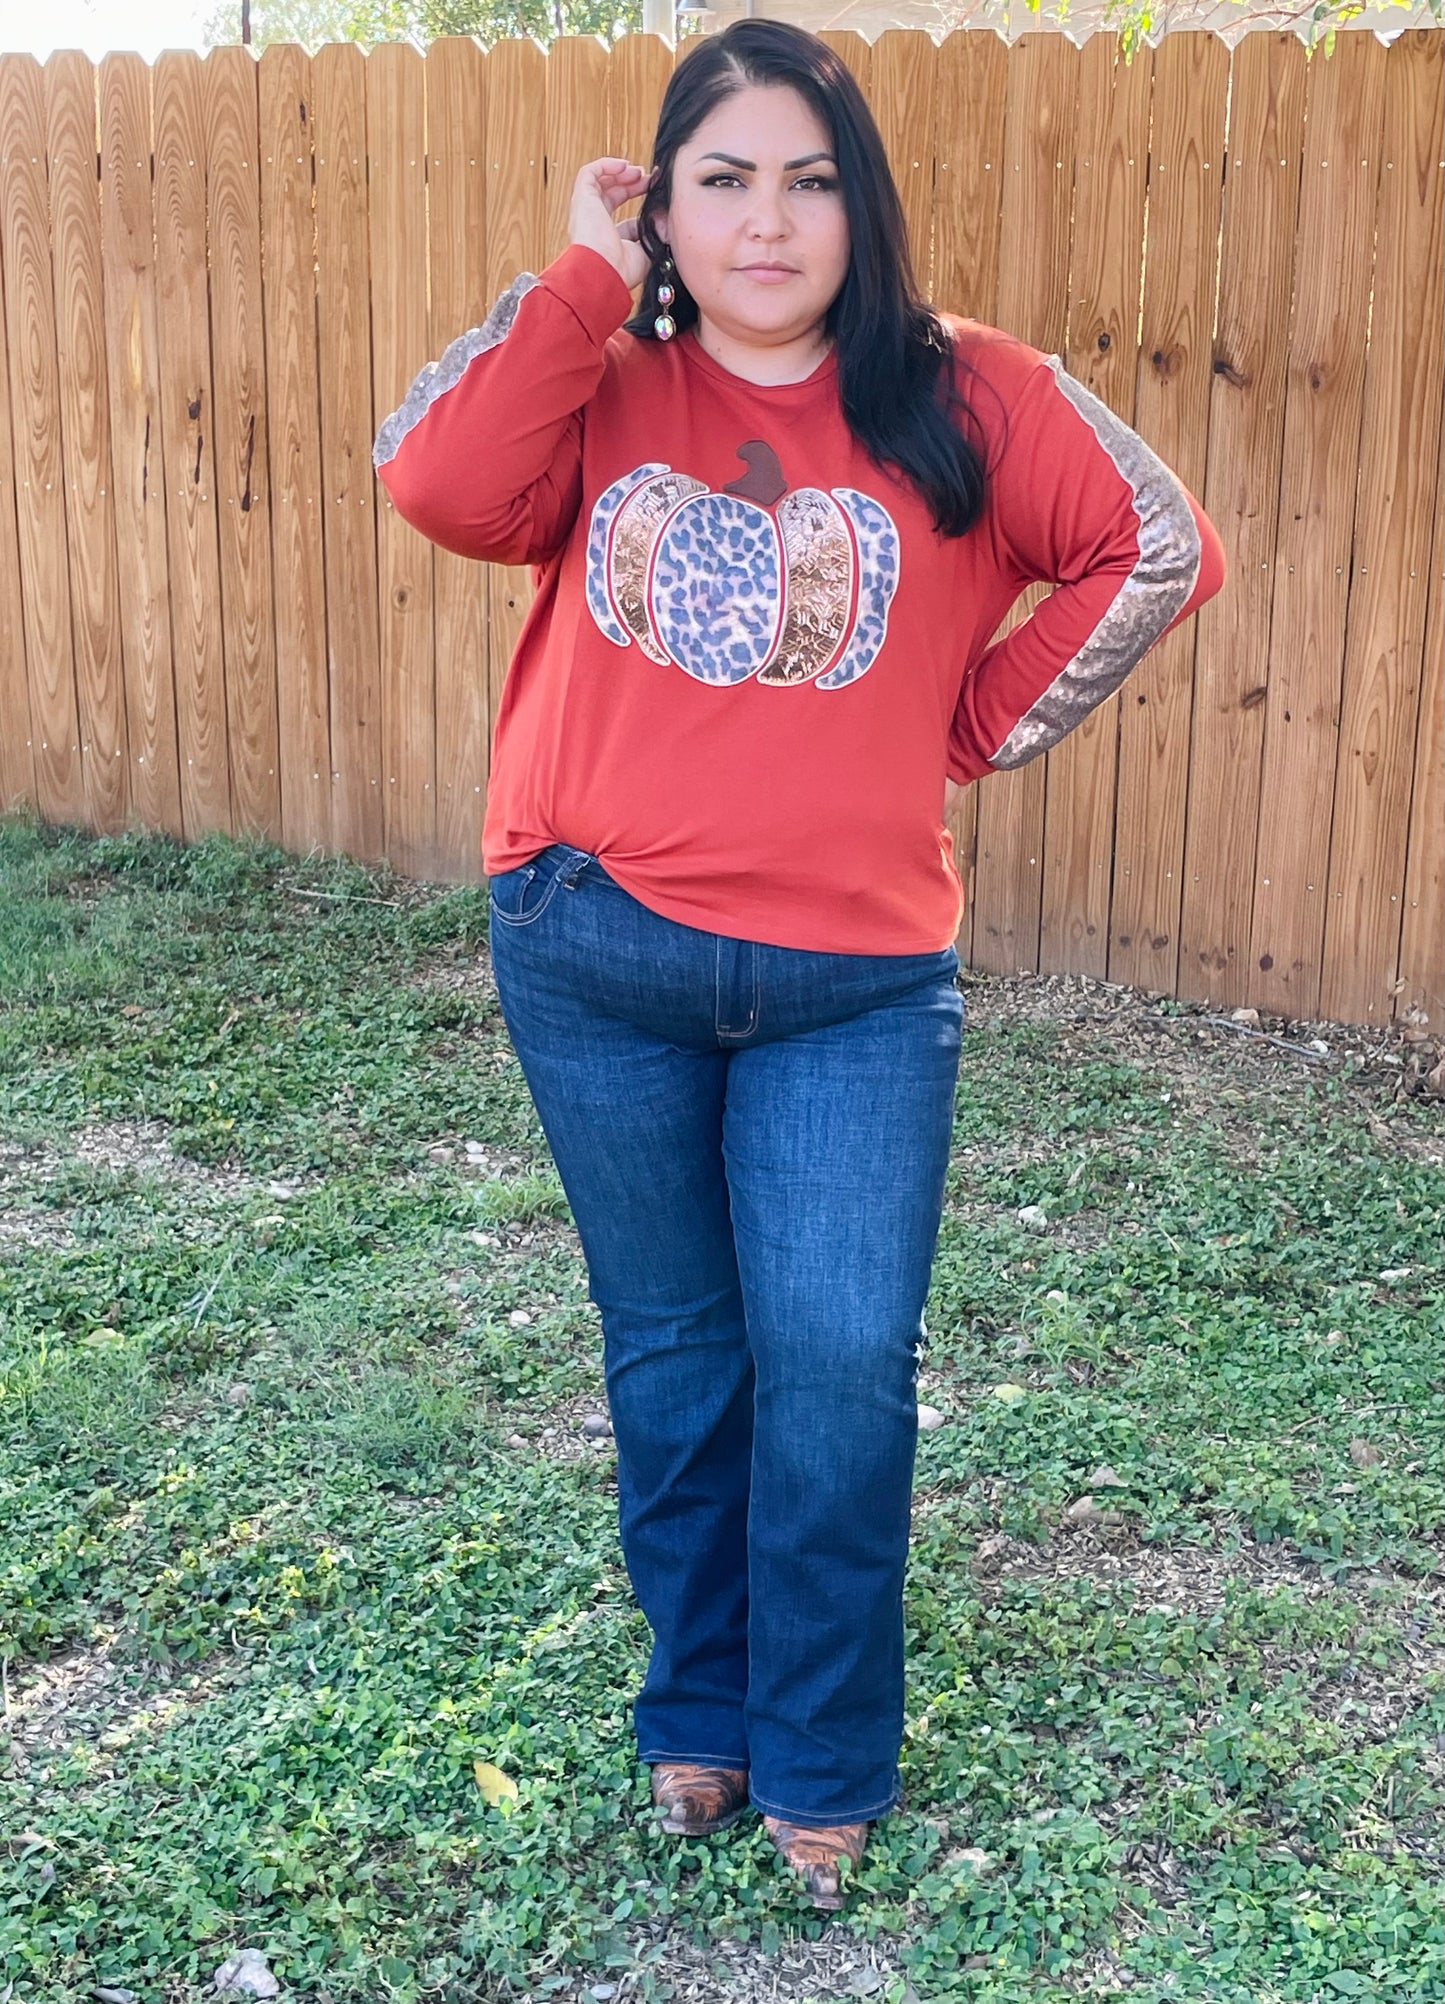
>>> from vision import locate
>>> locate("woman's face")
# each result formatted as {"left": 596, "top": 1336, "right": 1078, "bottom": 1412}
{"left": 652, "top": 82, "right": 850, "bottom": 352}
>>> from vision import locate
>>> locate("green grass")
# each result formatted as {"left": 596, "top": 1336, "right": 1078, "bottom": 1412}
{"left": 1, "top": 809, "right": 1441, "bottom": 2004}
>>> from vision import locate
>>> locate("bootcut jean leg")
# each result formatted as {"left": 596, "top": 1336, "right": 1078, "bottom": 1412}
{"left": 484, "top": 844, "right": 964, "bottom": 1823}
{"left": 722, "top": 975, "right": 963, "bottom": 1827}
{"left": 487, "top": 852, "right": 753, "bottom": 1769}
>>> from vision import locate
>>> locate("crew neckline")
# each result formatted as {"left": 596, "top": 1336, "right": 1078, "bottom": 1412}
{"left": 679, "top": 325, "right": 838, "bottom": 395}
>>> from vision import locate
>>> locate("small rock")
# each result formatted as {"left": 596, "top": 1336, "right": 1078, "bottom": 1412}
{"left": 1307, "top": 1038, "right": 1330, "bottom": 1055}
{"left": 508, "top": 1309, "right": 533, "bottom": 1327}
{"left": 1045, "top": 1288, "right": 1068, "bottom": 1304}
{"left": 1064, "top": 1494, "right": 1123, "bottom": 1527}
{"left": 225, "top": 1383, "right": 252, "bottom": 1407}
{"left": 1378, "top": 1267, "right": 1412, "bottom": 1283}
{"left": 213, "top": 1950, "right": 281, "bottom": 1999}
{"left": 92, "top": 1990, "right": 140, "bottom": 2004}
{"left": 541, "top": 1426, "right": 557, "bottom": 1438}
{"left": 1017, "top": 1204, "right": 1050, "bottom": 1232}
{"left": 588, "top": 1987, "right": 618, "bottom": 2001}
{"left": 463, "top": 1140, "right": 494, "bottom": 1163}
{"left": 1230, "top": 1007, "right": 1260, "bottom": 1027}
{"left": 955, "top": 1847, "right": 992, "bottom": 1874}
{"left": 469, "top": 1231, "right": 496, "bottom": 1247}
{"left": 506, "top": 1433, "right": 527, "bottom": 1449}
{"left": 1088, "top": 1463, "right": 1127, "bottom": 1489}
{"left": 845, "top": 1968, "right": 886, "bottom": 1996}
{"left": 581, "top": 1413, "right": 612, "bottom": 1438}
{"left": 427, "top": 1143, "right": 456, "bottom": 1163}
{"left": 916, "top": 1404, "right": 946, "bottom": 1430}
{"left": 1349, "top": 1437, "right": 1382, "bottom": 1468}
{"left": 265, "top": 1182, "right": 295, "bottom": 1201}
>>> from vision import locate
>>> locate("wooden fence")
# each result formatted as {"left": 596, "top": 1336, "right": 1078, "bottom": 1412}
{"left": 0, "top": 28, "right": 1440, "bottom": 1031}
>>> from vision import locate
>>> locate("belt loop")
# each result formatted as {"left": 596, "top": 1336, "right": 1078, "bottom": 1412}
{"left": 559, "top": 849, "right": 594, "bottom": 890}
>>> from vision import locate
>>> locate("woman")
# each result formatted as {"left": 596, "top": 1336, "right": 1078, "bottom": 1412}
{"left": 375, "top": 18, "right": 1226, "bottom": 1911}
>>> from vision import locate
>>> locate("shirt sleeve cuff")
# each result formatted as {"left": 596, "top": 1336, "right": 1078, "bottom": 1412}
{"left": 539, "top": 241, "right": 638, "bottom": 348}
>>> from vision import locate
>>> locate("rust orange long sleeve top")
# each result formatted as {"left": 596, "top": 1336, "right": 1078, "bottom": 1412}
{"left": 374, "top": 241, "right": 1227, "bottom": 955}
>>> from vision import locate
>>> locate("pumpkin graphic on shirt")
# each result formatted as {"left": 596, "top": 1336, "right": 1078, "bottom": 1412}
{"left": 583, "top": 438, "right": 900, "bottom": 687}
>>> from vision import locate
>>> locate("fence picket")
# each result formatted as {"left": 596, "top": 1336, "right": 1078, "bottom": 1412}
{"left": 1321, "top": 30, "right": 1445, "bottom": 1026}
{"left": 934, "top": 29, "right": 1010, "bottom": 968}
{"left": 1035, "top": 31, "right": 1152, "bottom": 984}
{"left": 259, "top": 42, "right": 331, "bottom": 856}
{"left": 1396, "top": 413, "right": 1444, "bottom": 1032}
{"left": 1178, "top": 32, "right": 1309, "bottom": 1010}
{"left": 313, "top": 42, "right": 383, "bottom": 864}
{"left": 206, "top": 44, "right": 281, "bottom": 842}
{"left": 1249, "top": 32, "right": 1388, "bottom": 1019}
{"left": 1, "top": 56, "right": 84, "bottom": 825}
{"left": 45, "top": 51, "right": 130, "bottom": 833}
{"left": 969, "top": 31, "right": 1080, "bottom": 978}
{"left": 368, "top": 42, "right": 435, "bottom": 879}
{"left": 154, "top": 48, "right": 231, "bottom": 838}
{"left": 1109, "top": 32, "right": 1229, "bottom": 998}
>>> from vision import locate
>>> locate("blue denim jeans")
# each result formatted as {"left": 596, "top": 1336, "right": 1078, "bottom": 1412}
{"left": 486, "top": 843, "right": 964, "bottom": 1828}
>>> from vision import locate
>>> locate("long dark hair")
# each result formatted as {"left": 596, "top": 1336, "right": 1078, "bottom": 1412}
{"left": 623, "top": 18, "right": 994, "bottom": 541}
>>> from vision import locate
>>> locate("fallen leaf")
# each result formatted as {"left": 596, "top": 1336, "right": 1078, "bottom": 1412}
{"left": 1088, "top": 1464, "right": 1128, "bottom": 1489}
{"left": 474, "top": 1760, "right": 519, "bottom": 1806}
{"left": 991, "top": 1383, "right": 1028, "bottom": 1403}
{"left": 1349, "top": 1438, "right": 1382, "bottom": 1469}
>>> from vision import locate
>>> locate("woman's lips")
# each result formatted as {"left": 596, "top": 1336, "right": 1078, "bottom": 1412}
{"left": 739, "top": 266, "right": 798, "bottom": 283}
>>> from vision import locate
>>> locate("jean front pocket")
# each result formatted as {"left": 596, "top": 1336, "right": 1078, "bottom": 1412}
{"left": 488, "top": 852, "right": 567, "bottom": 929}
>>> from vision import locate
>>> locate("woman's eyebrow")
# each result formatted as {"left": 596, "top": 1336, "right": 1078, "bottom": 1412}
{"left": 695, "top": 151, "right": 838, "bottom": 170}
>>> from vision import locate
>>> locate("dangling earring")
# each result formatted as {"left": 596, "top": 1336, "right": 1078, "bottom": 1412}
{"left": 654, "top": 250, "right": 677, "bottom": 341}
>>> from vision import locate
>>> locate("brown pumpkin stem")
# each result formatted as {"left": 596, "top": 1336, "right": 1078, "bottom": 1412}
{"left": 724, "top": 439, "right": 787, "bottom": 508}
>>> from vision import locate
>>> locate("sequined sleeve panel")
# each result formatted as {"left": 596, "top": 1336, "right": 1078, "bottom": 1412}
{"left": 373, "top": 272, "right": 541, "bottom": 474}
{"left": 986, "top": 357, "right": 1203, "bottom": 771}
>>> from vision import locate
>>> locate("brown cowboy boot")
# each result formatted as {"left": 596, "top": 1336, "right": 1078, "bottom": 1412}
{"left": 649, "top": 1761, "right": 751, "bottom": 1836}
{"left": 763, "top": 1814, "right": 870, "bottom": 1910}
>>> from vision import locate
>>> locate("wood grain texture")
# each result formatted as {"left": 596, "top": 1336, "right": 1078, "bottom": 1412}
{"left": 817, "top": 29, "right": 872, "bottom": 97}
{"left": 1178, "top": 33, "right": 1308, "bottom": 1009}
{"left": 545, "top": 35, "right": 610, "bottom": 266}
{"left": 969, "top": 31, "right": 1080, "bottom": 977}
{"left": 1, "top": 55, "right": 84, "bottom": 825}
{"left": 99, "top": 52, "right": 183, "bottom": 837}
{"left": 368, "top": 42, "right": 435, "bottom": 879}
{"left": 427, "top": 36, "right": 490, "bottom": 883}
{"left": 206, "top": 45, "right": 281, "bottom": 842}
{"left": 44, "top": 51, "right": 130, "bottom": 833}
{"left": 153, "top": 47, "right": 231, "bottom": 838}
{"left": 0, "top": 172, "right": 36, "bottom": 814}
{"left": 1395, "top": 409, "right": 1443, "bottom": 1032}
{"left": 313, "top": 42, "right": 383, "bottom": 863}
{"left": 260, "top": 42, "right": 331, "bottom": 856}
{"left": 933, "top": 27, "right": 1009, "bottom": 967}
{"left": 1036, "top": 32, "right": 1151, "bottom": 985}
{"left": 1320, "top": 31, "right": 1444, "bottom": 1025}
{"left": 870, "top": 29, "right": 938, "bottom": 303}
{"left": 1109, "top": 32, "right": 1228, "bottom": 998}
{"left": 1249, "top": 32, "right": 1387, "bottom": 1018}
